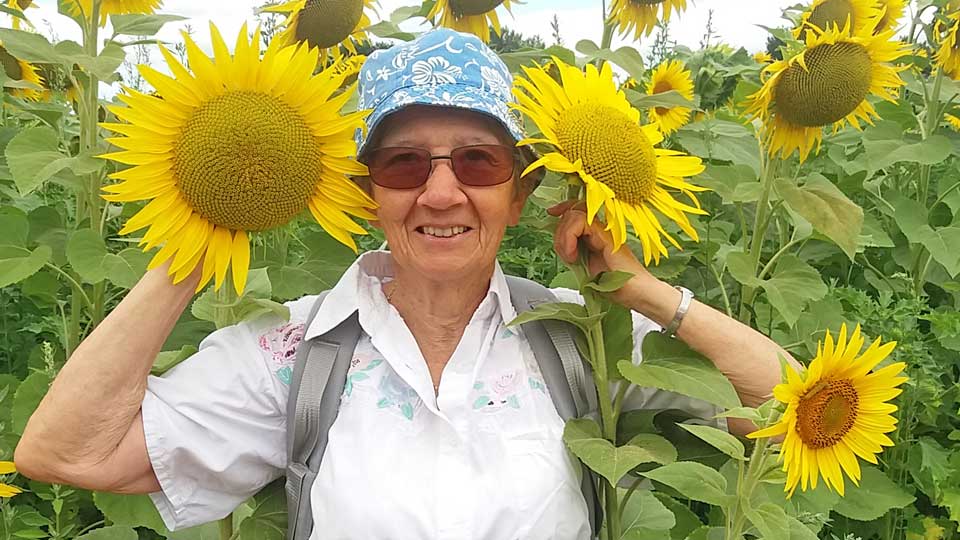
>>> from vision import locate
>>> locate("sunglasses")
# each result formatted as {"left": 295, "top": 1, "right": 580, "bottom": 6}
{"left": 363, "top": 144, "right": 519, "bottom": 189}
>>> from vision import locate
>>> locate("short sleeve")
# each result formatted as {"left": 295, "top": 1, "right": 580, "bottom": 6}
{"left": 549, "top": 287, "right": 725, "bottom": 428}
{"left": 142, "top": 296, "right": 316, "bottom": 531}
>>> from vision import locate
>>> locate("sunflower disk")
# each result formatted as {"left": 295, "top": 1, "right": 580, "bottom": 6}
{"left": 100, "top": 23, "right": 377, "bottom": 295}
{"left": 511, "top": 57, "right": 707, "bottom": 265}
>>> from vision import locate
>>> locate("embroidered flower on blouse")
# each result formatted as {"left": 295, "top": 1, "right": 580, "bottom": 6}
{"left": 258, "top": 322, "right": 305, "bottom": 385}
{"left": 377, "top": 371, "right": 421, "bottom": 421}
{"left": 344, "top": 358, "right": 384, "bottom": 398}
{"left": 472, "top": 370, "right": 523, "bottom": 411}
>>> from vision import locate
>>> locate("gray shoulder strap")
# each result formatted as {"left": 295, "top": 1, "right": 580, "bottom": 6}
{"left": 505, "top": 275, "right": 598, "bottom": 417}
{"left": 285, "top": 292, "right": 360, "bottom": 540}
{"left": 505, "top": 275, "right": 602, "bottom": 537}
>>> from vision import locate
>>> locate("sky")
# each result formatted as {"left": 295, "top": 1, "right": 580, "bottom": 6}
{"left": 18, "top": 0, "right": 802, "bottom": 91}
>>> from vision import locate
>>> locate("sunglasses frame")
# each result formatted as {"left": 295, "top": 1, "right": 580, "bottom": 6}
{"left": 361, "top": 144, "right": 523, "bottom": 189}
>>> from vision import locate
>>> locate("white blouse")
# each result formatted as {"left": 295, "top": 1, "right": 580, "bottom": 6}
{"left": 142, "top": 251, "right": 712, "bottom": 539}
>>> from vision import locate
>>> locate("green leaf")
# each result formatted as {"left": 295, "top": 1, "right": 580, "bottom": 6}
{"left": 775, "top": 174, "right": 863, "bottom": 260}
{"left": 744, "top": 502, "right": 792, "bottom": 540}
{"left": 365, "top": 20, "right": 416, "bottom": 41}
{"left": 653, "top": 493, "right": 703, "bottom": 540}
{"left": 0, "top": 245, "right": 52, "bottom": 289}
{"left": 683, "top": 527, "right": 725, "bottom": 540}
{"left": 192, "top": 269, "right": 289, "bottom": 327}
{"left": 75, "top": 526, "right": 139, "bottom": 540}
{"left": 11, "top": 371, "right": 51, "bottom": 434}
{"left": 892, "top": 195, "right": 960, "bottom": 277}
{"left": 103, "top": 248, "right": 151, "bottom": 289}
{"left": 627, "top": 90, "right": 697, "bottom": 110}
{"left": 236, "top": 480, "right": 286, "bottom": 540}
{"left": 575, "top": 40, "right": 645, "bottom": 79}
{"left": 66, "top": 229, "right": 109, "bottom": 283}
{"left": 942, "top": 489, "right": 960, "bottom": 530}
{"left": 109, "top": 13, "right": 187, "bottom": 36}
{"left": 727, "top": 253, "right": 828, "bottom": 327}
{"left": 833, "top": 466, "right": 914, "bottom": 521}
{"left": 166, "top": 522, "right": 222, "bottom": 540}
{"left": 677, "top": 424, "right": 745, "bottom": 461}
{"left": 152, "top": 345, "right": 198, "bottom": 376}
{"left": 0, "top": 29, "right": 65, "bottom": 64}
{"left": 620, "top": 490, "right": 675, "bottom": 540}
{"left": 73, "top": 42, "right": 127, "bottom": 81}
{"left": 0, "top": 207, "right": 29, "bottom": 247}
{"left": 5, "top": 126, "right": 69, "bottom": 196}
{"left": 713, "top": 406, "right": 763, "bottom": 423}
{"left": 508, "top": 301, "right": 603, "bottom": 334}
{"left": 563, "top": 419, "right": 672, "bottom": 486}
{"left": 863, "top": 134, "right": 952, "bottom": 174}
{"left": 642, "top": 462, "right": 731, "bottom": 507}
{"left": 582, "top": 270, "right": 634, "bottom": 293}
{"left": 93, "top": 492, "right": 169, "bottom": 535}
{"left": 619, "top": 332, "right": 741, "bottom": 410}
{"left": 602, "top": 302, "right": 633, "bottom": 382}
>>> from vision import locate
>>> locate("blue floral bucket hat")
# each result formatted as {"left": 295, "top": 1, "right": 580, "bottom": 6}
{"left": 355, "top": 27, "right": 527, "bottom": 156}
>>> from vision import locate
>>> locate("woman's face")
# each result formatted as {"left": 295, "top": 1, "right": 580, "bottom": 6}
{"left": 369, "top": 106, "right": 528, "bottom": 284}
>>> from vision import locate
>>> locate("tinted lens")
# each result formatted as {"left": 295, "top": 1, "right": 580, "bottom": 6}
{"left": 451, "top": 145, "right": 516, "bottom": 186}
{"left": 367, "top": 147, "right": 432, "bottom": 189}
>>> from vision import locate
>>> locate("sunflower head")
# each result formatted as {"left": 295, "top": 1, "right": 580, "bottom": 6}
{"left": 793, "top": 0, "right": 881, "bottom": 39}
{"left": 935, "top": 13, "right": 960, "bottom": 79}
{"left": 646, "top": 59, "right": 695, "bottom": 135}
{"left": 747, "top": 21, "right": 908, "bottom": 162}
{"left": 100, "top": 23, "right": 376, "bottom": 295}
{"left": 0, "top": 461, "right": 20, "bottom": 499}
{"left": 66, "top": 0, "right": 162, "bottom": 25}
{"left": 266, "top": 0, "right": 375, "bottom": 58}
{"left": 427, "top": 0, "right": 511, "bottom": 43}
{"left": 609, "top": 0, "right": 688, "bottom": 39}
{"left": 875, "top": 0, "right": 907, "bottom": 33}
{"left": 749, "top": 324, "right": 906, "bottom": 497}
{"left": 6, "top": 0, "right": 33, "bottom": 29}
{"left": 511, "top": 58, "right": 707, "bottom": 264}
{"left": 0, "top": 45, "right": 43, "bottom": 101}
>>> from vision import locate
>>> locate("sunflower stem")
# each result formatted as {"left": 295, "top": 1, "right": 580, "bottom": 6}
{"left": 573, "top": 244, "right": 622, "bottom": 540}
{"left": 737, "top": 157, "right": 777, "bottom": 324}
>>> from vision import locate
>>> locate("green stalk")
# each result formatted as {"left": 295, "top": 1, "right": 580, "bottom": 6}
{"left": 600, "top": 1, "right": 614, "bottom": 50}
{"left": 737, "top": 157, "right": 777, "bottom": 323}
{"left": 724, "top": 437, "right": 773, "bottom": 540}
{"left": 912, "top": 68, "right": 945, "bottom": 297}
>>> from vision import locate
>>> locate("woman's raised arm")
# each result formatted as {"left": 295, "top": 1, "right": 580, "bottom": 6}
{"left": 14, "top": 264, "right": 199, "bottom": 493}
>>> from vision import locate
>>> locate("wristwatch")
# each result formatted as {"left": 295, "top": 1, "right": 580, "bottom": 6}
{"left": 662, "top": 286, "right": 694, "bottom": 337}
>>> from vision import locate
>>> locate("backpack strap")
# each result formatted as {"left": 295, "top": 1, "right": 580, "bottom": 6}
{"left": 505, "top": 275, "right": 602, "bottom": 537}
{"left": 285, "top": 292, "right": 361, "bottom": 540}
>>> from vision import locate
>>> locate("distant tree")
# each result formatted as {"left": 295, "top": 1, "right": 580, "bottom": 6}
{"left": 488, "top": 26, "right": 545, "bottom": 53}
{"left": 700, "top": 9, "right": 717, "bottom": 49}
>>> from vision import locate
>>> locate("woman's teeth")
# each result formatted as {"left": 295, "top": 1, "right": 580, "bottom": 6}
{"left": 422, "top": 226, "right": 468, "bottom": 238}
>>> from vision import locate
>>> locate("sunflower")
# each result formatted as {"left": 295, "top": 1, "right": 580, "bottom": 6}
{"left": 511, "top": 58, "right": 707, "bottom": 264}
{"left": 0, "top": 45, "right": 43, "bottom": 101}
{"left": 793, "top": 0, "right": 880, "bottom": 38}
{"left": 264, "top": 0, "right": 375, "bottom": 58}
{"left": 608, "top": 0, "right": 688, "bottom": 40}
{"left": 427, "top": 0, "right": 512, "bottom": 43}
{"left": 37, "top": 64, "right": 81, "bottom": 104}
{"left": 0, "top": 461, "right": 21, "bottom": 498}
{"left": 749, "top": 324, "right": 905, "bottom": 497}
{"left": 935, "top": 12, "right": 960, "bottom": 78}
{"left": 747, "top": 21, "right": 908, "bottom": 162}
{"left": 100, "top": 23, "right": 376, "bottom": 295}
{"left": 646, "top": 59, "right": 694, "bottom": 135}
{"left": 65, "top": 0, "right": 161, "bottom": 25}
{"left": 875, "top": 0, "right": 907, "bottom": 33}
{"left": 6, "top": 0, "right": 34, "bottom": 29}
{"left": 946, "top": 113, "right": 960, "bottom": 131}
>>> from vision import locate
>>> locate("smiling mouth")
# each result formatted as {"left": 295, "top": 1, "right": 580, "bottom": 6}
{"left": 417, "top": 225, "right": 472, "bottom": 238}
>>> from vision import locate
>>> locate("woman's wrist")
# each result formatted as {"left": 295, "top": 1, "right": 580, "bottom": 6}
{"left": 620, "top": 271, "right": 683, "bottom": 328}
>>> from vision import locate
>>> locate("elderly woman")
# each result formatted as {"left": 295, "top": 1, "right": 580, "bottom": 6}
{"left": 15, "top": 28, "right": 793, "bottom": 540}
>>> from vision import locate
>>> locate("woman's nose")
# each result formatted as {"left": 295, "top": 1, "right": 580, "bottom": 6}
{"left": 416, "top": 159, "right": 468, "bottom": 209}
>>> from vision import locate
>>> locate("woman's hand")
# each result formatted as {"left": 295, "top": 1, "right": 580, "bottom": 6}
{"left": 548, "top": 200, "right": 666, "bottom": 312}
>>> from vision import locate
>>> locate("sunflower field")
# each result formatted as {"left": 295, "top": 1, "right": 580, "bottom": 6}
{"left": 0, "top": 0, "right": 958, "bottom": 539}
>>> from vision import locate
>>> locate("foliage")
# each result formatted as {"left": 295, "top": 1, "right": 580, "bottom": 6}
{"left": 0, "top": 1, "right": 957, "bottom": 540}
